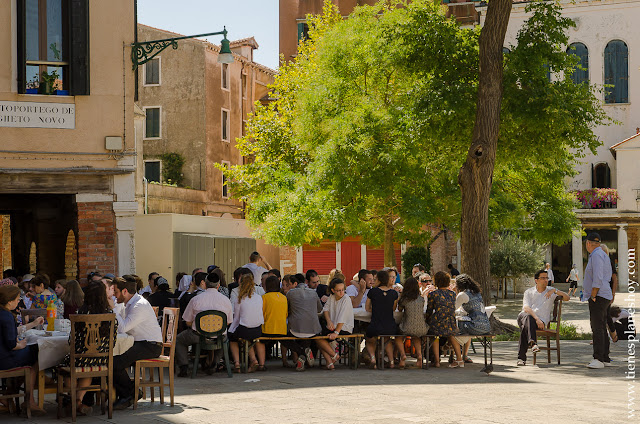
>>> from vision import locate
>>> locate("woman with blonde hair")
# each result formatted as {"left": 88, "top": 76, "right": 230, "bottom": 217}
{"left": 229, "top": 274, "right": 265, "bottom": 372}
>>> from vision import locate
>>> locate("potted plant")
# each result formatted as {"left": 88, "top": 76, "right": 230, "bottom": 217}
{"left": 38, "top": 69, "right": 60, "bottom": 95}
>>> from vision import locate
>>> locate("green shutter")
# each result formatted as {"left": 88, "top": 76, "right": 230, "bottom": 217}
{"left": 605, "top": 40, "right": 628, "bottom": 103}
{"left": 69, "top": 0, "right": 90, "bottom": 95}
{"left": 17, "top": 0, "right": 27, "bottom": 94}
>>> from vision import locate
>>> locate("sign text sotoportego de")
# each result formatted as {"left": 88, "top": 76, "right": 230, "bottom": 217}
{"left": 0, "top": 101, "right": 75, "bottom": 129}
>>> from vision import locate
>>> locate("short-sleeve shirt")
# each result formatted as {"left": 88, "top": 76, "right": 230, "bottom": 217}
{"left": 182, "top": 288, "right": 233, "bottom": 334}
{"left": 367, "top": 287, "right": 398, "bottom": 336}
{"left": 262, "top": 292, "right": 288, "bottom": 335}
{"left": 346, "top": 284, "right": 368, "bottom": 309}
{"left": 522, "top": 286, "right": 557, "bottom": 325}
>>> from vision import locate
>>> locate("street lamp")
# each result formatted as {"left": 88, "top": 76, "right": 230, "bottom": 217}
{"left": 131, "top": 27, "right": 233, "bottom": 69}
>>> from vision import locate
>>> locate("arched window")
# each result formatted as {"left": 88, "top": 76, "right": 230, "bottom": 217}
{"left": 567, "top": 42, "right": 589, "bottom": 84}
{"left": 604, "top": 40, "right": 628, "bottom": 103}
{"left": 592, "top": 163, "right": 611, "bottom": 188}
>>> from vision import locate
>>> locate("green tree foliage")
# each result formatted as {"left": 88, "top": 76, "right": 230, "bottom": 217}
{"left": 490, "top": 234, "right": 545, "bottom": 280}
{"left": 159, "top": 152, "right": 185, "bottom": 186}
{"left": 224, "top": 0, "right": 609, "bottom": 262}
{"left": 402, "top": 246, "right": 432, "bottom": 277}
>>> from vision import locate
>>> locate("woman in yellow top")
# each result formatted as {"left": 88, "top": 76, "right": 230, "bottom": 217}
{"left": 262, "top": 275, "right": 289, "bottom": 367}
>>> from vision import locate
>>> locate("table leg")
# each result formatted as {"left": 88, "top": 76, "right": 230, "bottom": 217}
{"left": 38, "top": 370, "right": 45, "bottom": 409}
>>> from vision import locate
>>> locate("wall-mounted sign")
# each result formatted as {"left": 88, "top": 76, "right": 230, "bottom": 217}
{"left": 0, "top": 101, "right": 75, "bottom": 129}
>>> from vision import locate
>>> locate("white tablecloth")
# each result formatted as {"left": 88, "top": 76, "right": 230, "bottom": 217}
{"left": 25, "top": 330, "right": 134, "bottom": 370}
{"left": 353, "top": 308, "right": 402, "bottom": 324}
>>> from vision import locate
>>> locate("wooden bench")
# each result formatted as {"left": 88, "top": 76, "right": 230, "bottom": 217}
{"left": 240, "top": 334, "right": 364, "bottom": 372}
{"left": 371, "top": 334, "right": 495, "bottom": 373}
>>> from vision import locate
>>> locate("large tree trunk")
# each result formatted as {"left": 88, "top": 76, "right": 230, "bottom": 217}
{"left": 383, "top": 215, "right": 396, "bottom": 268}
{"left": 458, "top": 0, "right": 512, "bottom": 305}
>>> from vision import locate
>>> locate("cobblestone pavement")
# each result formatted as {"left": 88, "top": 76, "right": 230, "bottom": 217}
{"left": 6, "top": 338, "right": 635, "bottom": 424}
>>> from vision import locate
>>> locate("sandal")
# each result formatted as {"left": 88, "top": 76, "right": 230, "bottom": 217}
{"left": 233, "top": 363, "right": 241, "bottom": 373}
{"left": 331, "top": 353, "right": 340, "bottom": 364}
{"left": 448, "top": 360, "right": 465, "bottom": 368}
{"left": 257, "top": 364, "right": 267, "bottom": 372}
{"left": 463, "top": 356, "right": 474, "bottom": 364}
{"left": 398, "top": 355, "right": 407, "bottom": 370}
{"left": 326, "top": 363, "right": 335, "bottom": 370}
{"left": 247, "top": 362, "right": 259, "bottom": 373}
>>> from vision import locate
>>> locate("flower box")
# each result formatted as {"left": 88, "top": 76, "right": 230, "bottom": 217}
{"left": 574, "top": 188, "right": 619, "bottom": 209}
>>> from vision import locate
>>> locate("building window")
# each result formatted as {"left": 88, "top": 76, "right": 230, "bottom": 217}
{"left": 221, "top": 161, "right": 230, "bottom": 198}
{"left": 592, "top": 163, "right": 611, "bottom": 188}
{"left": 144, "top": 57, "right": 161, "bottom": 86}
{"left": 567, "top": 42, "right": 589, "bottom": 85}
{"left": 222, "top": 63, "right": 229, "bottom": 90}
{"left": 297, "top": 22, "right": 309, "bottom": 44}
{"left": 18, "top": 0, "right": 90, "bottom": 95}
{"left": 604, "top": 40, "right": 629, "bottom": 104}
{"left": 242, "top": 73, "right": 247, "bottom": 99}
{"left": 144, "top": 107, "right": 161, "bottom": 139}
{"left": 144, "top": 160, "right": 161, "bottom": 183}
{"left": 221, "top": 109, "right": 229, "bottom": 142}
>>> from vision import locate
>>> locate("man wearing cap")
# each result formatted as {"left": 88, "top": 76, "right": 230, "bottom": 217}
{"left": 583, "top": 232, "right": 613, "bottom": 369}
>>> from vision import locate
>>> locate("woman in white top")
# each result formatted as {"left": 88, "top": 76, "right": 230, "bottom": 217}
{"left": 319, "top": 278, "right": 354, "bottom": 369}
{"left": 229, "top": 274, "right": 265, "bottom": 372}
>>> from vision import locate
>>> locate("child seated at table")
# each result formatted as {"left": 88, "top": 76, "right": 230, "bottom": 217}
{"left": 318, "top": 278, "right": 355, "bottom": 369}
{"left": 364, "top": 270, "right": 405, "bottom": 369}
{"left": 425, "top": 271, "right": 463, "bottom": 368}
{"left": 61, "top": 281, "right": 118, "bottom": 415}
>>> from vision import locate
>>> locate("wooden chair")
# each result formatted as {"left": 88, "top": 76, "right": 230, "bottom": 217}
{"left": 152, "top": 306, "right": 159, "bottom": 318}
{"left": 0, "top": 366, "right": 32, "bottom": 418}
{"left": 133, "top": 307, "right": 179, "bottom": 409}
{"left": 192, "top": 310, "right": 232, "bottom": 378}
{"left": 56, "top": 313, "right": 116, "bottom": 422}
{"left": 20, "top": 308, "right": 46, "bottom": 324}
{"left": 533, "top": 297, "right": 563, "bottom": 365}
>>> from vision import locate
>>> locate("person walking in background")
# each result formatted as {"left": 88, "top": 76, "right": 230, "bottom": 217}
{"left": 566, "top": 264, "right": 579, "bottom": 298}
{"left": 544, "top": 263, "right": 554, "bottom": 286}
{"left": 583, "top": 232, "right": 613, "bottom": 369}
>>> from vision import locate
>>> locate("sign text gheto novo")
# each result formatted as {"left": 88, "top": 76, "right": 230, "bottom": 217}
{"left": 0, "top": 100, "right": 76, "bottom": 129}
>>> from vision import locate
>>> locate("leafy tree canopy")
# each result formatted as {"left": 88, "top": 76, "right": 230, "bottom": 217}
{"left": 223, "top": 0, "right": 610, "bottom": 255}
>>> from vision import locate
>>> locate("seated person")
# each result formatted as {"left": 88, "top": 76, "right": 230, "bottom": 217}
{"left": 426, "top": 271, "right": 463, "bottom": 368}
{"left": 306, "top": 269, "right": 328, "bottom": 304}
{"left": 0, "top": 284, "right": 45, "bottom": 414}
{"left": 261, "top": 275, "right": 289, "bottom": 367}
{"left": 365, "top": 270, "right": 405, "bottom": 369}
{"left": 229, "top": 274, "right": 265, "bottom": 372}
{"left": 138, "top": 272, "right": 159, "bottom": 298}
{"left": 608, "top": 305, "right": 635, "bottom": 342}
{"left": 346, "top": 269, "right": 374, "bottom": 309}
{"left": 398, "top": 277, "right": 428, "bottom": 367}
{"left": 230, "top": 268, "right": 264, "bottom": 306}
{"left": 318, "top": 278, "right": 354, "bottom": 369}
{"left": 112, "top": 277, "right": 163, "bottom": 410}
{"left": 417, "top": 273, "right": 433, "bottom": 297}
{"left": 178, "top": 272, "right": 207, "bottom": 316}
{"left": 147, "top": 276, "right": 175, "bottom": 315}
{"left": 28, "top": 273, "right": 57, "bottom": 309}
{"left": 57, "top": 279, "right": 85, "bottom": 318}
{"left": 516, "top": 269, "right": 569, "bottom": 366}
{"left": 176, "top": 272, "right": 232, "bottom": 377}
{"left": 454, "top": 274, "right": 491, "bottom": 363}
{"left": 282, "top": 274, "right": 329, "bottom": 371}
{"left": 61, "top": 281, "right": 117, "bottom": 415}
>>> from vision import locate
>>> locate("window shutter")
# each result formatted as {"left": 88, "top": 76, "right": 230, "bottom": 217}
{"left": 617, "top": 42, "right": 629, "bottom": 103}
{"left": 591, "top": 163, "right": 595, "bottom": 188}
{"left": 605, "top": 164, "right": 611, "bottom": 188}
{"left": 297, "top": 23, "right": 305, "bottom": 43}
{"left": 16, "top": 0, "right": 26, "bottom": 94}
{"left": 604, "top": 43, "right": 614, "bottom": 103}
{"left": 69, "top": 0, "right": 90, "bottom": 95}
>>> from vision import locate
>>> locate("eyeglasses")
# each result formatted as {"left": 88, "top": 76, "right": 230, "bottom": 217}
{"left": 413, "top": 264, "right": 422, "bottom": 267}
{"left": 420, "top": 279, "right": 432, "bottom": 283}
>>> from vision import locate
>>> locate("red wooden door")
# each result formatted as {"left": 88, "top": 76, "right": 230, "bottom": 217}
{"left": 340, "top": 241, "right": 361, "bottom": 282}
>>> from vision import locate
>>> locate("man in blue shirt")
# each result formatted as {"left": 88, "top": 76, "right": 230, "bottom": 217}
{"left": 583, "top": 232, "right": 613, "bottom": 369}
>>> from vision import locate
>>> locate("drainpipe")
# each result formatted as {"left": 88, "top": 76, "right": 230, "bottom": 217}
{"left": 143, "top": 177, "right": 148, "bottom": 214}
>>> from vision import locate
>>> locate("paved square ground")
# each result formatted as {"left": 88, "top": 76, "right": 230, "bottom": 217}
{"left": 5, "top": 338, "right": 636, "bottom": 424}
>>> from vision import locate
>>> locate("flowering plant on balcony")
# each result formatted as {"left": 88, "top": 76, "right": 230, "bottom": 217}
{"left": 574, "top": 188, "right": 619, "bottom": 209}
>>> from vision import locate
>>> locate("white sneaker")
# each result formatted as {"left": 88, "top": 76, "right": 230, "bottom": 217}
{"left": 517, "top": 359, "right": 526, "bottom": 366}
{"left": 587, "top": 359, "right": 604, "bottom": 369}
{"left": 531, "top": 344, "right": 540, "bottom": 353}
{"left": 603, "top": 361, "right": 614, "bottom": 367}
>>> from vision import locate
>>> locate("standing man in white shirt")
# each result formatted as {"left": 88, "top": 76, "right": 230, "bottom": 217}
{"left": 544, "top": 263, "right": 554, "bottom": 286}
{"left": 516, "top": 270, "right": 569, "bottom": 366}
{"left": 112, "top": 276, "right": 163, "bottom": 409}
{"left": 242, "top": 251, "right": 271, "bottom": 287}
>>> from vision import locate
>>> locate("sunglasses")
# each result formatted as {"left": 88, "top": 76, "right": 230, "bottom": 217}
{"left": 420, "top": 279, "right": 432, "bottom": 283}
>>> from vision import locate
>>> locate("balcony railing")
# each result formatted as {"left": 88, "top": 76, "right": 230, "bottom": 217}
{"left": 574, "top": 188, "right": 618, "bottom": 209}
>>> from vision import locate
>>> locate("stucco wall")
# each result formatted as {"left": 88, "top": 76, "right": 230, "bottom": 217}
{"left": 614, "top": 137, "right": 640, "bottom": 211}
{"left": 492, "top": 0, "right": 640, "bottom": 208}
{"left": 0, "top": 0, "right": 135, "bottom": 170}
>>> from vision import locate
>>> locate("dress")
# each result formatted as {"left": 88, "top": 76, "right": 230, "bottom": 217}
{"left": 426, "top": 289, "right": 457, "bottom": 336}
{"left": 399, "top": 296, "right": 428, "bottom": 337}
{"left": 366, "top": 287, "right": 398, "bottom": 338}
{"left": 62, "top": 309, "right": 118, "bottom": 368}
{"left": 456, "top": 290, "right": 491, "bottom": 335}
